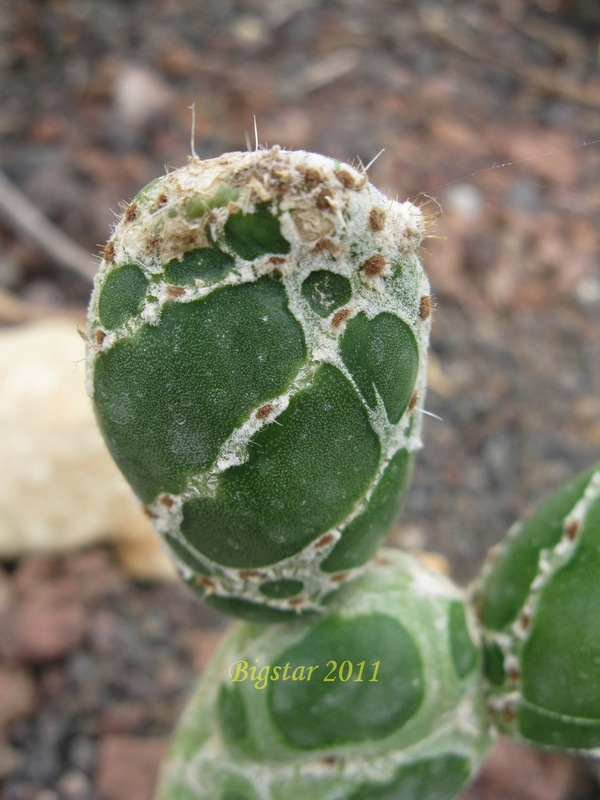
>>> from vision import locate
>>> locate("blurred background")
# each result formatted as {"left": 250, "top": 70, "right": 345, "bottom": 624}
{"left": 1, "top": 1, "right": 599, "bottom": 798}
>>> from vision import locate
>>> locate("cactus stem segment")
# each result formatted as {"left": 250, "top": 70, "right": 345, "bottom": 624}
{"left": 87, "top": 147, "right": 430, "bottom": 619}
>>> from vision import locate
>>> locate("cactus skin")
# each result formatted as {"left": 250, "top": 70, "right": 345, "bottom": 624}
{"left": 474, "top": 463, "right": 600, "bottom": 750}
{"left": 86, "top": 148, "right": 430, "bottom": 620}
{"left": 154, "top": 549, "right": 492, "bottom": 800}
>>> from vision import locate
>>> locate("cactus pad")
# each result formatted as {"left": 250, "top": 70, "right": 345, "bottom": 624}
{"left": 86, "top": 148, "right": 430, "bottom": 619}
{"left": 154, "top": 550, "right": 491, "bottom": 800}
{"left": 474, "top": 462, "right": 600, "bottom": 751}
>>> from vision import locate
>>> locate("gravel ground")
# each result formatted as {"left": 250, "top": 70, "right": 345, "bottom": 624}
{"left": 1, "top": 1, "right": 600, "bottom": 797}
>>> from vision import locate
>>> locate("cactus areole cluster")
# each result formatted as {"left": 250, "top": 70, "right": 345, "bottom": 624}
{"left": 86, "top": 147, "right": 431, "bottom": 621}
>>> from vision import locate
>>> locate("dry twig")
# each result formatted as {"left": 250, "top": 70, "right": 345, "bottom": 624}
{"left": 0, "top": 170, "right": 96, "bottom": 282}
{"left": 420, "top": 8, "right": 600, "bottom": 113}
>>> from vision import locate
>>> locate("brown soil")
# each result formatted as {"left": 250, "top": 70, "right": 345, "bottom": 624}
{"left": 1, "top": 1, "right": 600, "bottom": 797}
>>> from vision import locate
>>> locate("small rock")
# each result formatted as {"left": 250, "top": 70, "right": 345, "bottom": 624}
{"left": 178, "top": 628, "right": 222, "bottom": 671}
{"left": 88, "top": 609, "right": 118, "bottom": 653}
{"left": 0, "top": 742, "right": 24, "bottom": 780}
{"left": 0, "top": 665, "right": 37, "bottom": 728}
{"left": 230, "top": 14, "right": 269, "bottom": 45}
{"left": 24, "top": 709, "right": 72, "bottom": 784}
{"left": 39, "top": 664, "right": 67, "bottom": 699}
{"left": 504, "top": 179, "right": 541, "bottom": 212}
{"left": 99, "top": 703, "right": 151, "bottom": 736}
{"left": 444, "top": 183, "right": 484, "bottom": 221}
{"left": 575, "top": 274, "right": 600, "bottom": 306}
{"left": 95, "top": 736, "right": 168, "bottom": 800}
{"left": 66, "top": 552, "right": 129, "bottom": 604}
{"left": 112, "top": 63, "right": 174, "bottom": 134}
{"left": 0, "top": 598, "right": 86, "bottom": 663}
{"left": 56, "top": 769, "right": 92, "bottom": 799}
{"left": 67, "top": 735, "right": 97, "bottom": 773}
{"left": 462, "top": 738, "right": 579, "bottom": 800}
{"left": 13, "top": 555, "right": 65, "bottom": 595}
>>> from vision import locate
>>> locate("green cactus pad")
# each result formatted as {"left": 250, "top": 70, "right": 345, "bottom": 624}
{"left": 268, "top": 613, "right": 424, "bottom": 748}
{"left": 87, "top": 148, "right": 430, "bottom": 619}
{"left": 164, "top": 247, "right": 235, "bottom": 285}
{"left": 474, "top": 463, "right": 600, "bottom": 751}
{"left": 321, "top": 447, "right": 413, "bottom": 571}
{"left": 301, "top": 269, "right": 352, "bottom": 316}
{"left": 93, "top": 279, "right": 306, "bottom": 503}
{"left": 154, "top": 550, "right": 491, "bottom": 800}
{"left": 97, "top": 264, "right": 149, "bottom": 330}
{"left": 340, "top": 311, "right": 419, "bottom": 424}
{"left": 224, "top": 206, "right": 291, "bottom": 259}
{"left": 179, "top": 363, "right": 380, "bottom": 567}
{"left": 347, "top": 756, "right": 472, "bottom": 800}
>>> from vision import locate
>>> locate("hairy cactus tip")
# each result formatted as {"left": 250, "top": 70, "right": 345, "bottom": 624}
{"left": 474, "top": 462, "right": 600, "bottom": 751}
{"left": 86, "top": 146, "right": 431, "bottom": 621}
{"left": 155, "top": 549, "right": 492, "bottom": 800}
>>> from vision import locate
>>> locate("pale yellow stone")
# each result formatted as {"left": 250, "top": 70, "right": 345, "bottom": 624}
{"left": 0, "top": 318, "right": 175, "bottom": 579}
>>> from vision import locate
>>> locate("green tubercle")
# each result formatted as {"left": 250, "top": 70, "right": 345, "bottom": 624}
{"left": 154, "top": 550, "right": 492, "bottom": 800}
{"left": 301, "top": 269, "right": 352, "bottom": 316}
{"left": 97, "top": 264, "right": 149, "bottom": 330}
{"left": 224, "top": 206, "right": 291, "bottom": 259}
{"left": 164, "top": 247, "right": 235, "bottom": 285}
{"left": 86, "top": 147, "right": 430, "bottom": 619}
{"left": 473, "top": 462, "right": 600, "bottom": 751}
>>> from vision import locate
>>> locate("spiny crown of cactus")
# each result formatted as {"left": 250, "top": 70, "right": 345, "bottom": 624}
{"left": 155, "top": 549, "right": 492, "bottom": 800}
{"left": 86, "top": 147, "right": 431, "bottom": 621}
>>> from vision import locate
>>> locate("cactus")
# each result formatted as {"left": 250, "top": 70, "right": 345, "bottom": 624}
{"left": 86, "top": 147, "right": 430, "bottom": 621}
{"left": 155, "top": 549, "right": 492, "bottom": 800}
{"left": 473, "top": 462, "right": 600, "bottom": 751}
{"left": 86, "top": 144, "right": 600, "bottom": 799}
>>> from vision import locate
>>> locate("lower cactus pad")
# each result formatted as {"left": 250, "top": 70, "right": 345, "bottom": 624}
{"left": 154, "top": 549, "right": 491, "bottom": 800}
